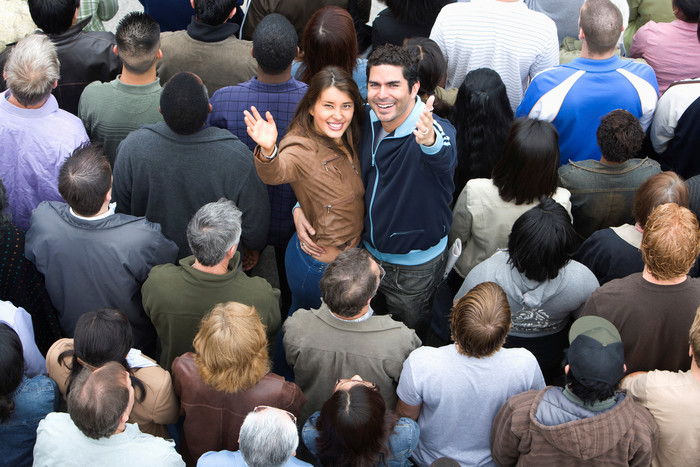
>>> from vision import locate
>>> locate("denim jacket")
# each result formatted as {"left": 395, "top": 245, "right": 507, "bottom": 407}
{"left": 558, "top": 158, "right": 661, "bottom": 238}
{"left": 0, "top": 375, "right": 59, "bottom": 467}
{"left": 303, "top": 412, "right": 419, "bottom": 466}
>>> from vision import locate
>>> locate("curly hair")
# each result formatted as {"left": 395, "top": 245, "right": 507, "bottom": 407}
{"left": 596, "top": 110, "right": 644, "bottom": 163}
{"left": 641, "top": 203, "right": 700, "bottom": 280}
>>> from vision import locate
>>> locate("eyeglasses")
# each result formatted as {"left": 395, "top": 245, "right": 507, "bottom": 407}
{"left": 253, "top": 405, "right": 297, "bottom": 424}
{"left": 377, "top": 264, "right": 386, "bottom": 282}
{"left": 335, "top": 378, "right": 378, "bottom": 391}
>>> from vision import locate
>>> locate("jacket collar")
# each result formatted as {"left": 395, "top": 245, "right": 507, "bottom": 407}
{"left": 368, "top": 96, "right": 425, "bottom": 139}
{"left": 48, "top": 17, "right": 91, "bottom": 42}
{"left": 186, "top": 17, "right": 239, "bottom": 43}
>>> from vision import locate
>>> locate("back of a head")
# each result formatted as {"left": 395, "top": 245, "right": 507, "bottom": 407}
{"left": 58, "top": 143, "right": 112, "bottom": 217}
{"left": 689, "top": 306, "right": 700, "bottom": 367}
{"left": 367, "top": 44, "right": 419, "bottom": 90}
{"left": 596, "top": 110, "right": 644, "bottom": 163}
{"left": 508, "top": 199, "right": 579, "bottom": 283}
{"left": 115, "top": 12, "right": 161, "bottom": 74}
{"left": 0, "top": 323, "right": 24, "bottom": 422}
{"left": 67, "top": 362, "right": 130, "bottom": 439}
{"left": 186, "top": 198, "right": 242, "bottom": 266}
{"left": 253, "top": 13, "right": 298, "bottom": 75}
{"left": 316, "top": 385, "right": 389, "bottom": 467}
{"left": 566, "top": 316, "right": 624, "bottom": 404}
{"left": 160, "top": 72, "right": 210, "bottom": 135}
{"left": 492, "top": 118, "right": 559, "bottom": 205}
{"left": 632, "top": 171, "right": 689, "bottom": 227}
{"left": 320, "top": 248, "right": 378, "bottom": 318}
{"left": 579, "top": 0, "right": 623, "bottom": 55}
{"left": 299, "top": 6, "right": 357, "bottom": 84}
{"left": 641, "top": 203, "right": 700, "bottom": 280}
{"left": 193, "top": 302, "right": 269, "bottom": 393}
{"left": 404, "top": 37, "right": 445, "bottom": 97}
{"left": 4, "top": 34, "right": 60, "bottom": 107}
{"left": 193, "top": 0, "right": 236, "bottom": 25}
{"left": 674, "top": 0, "right": 700, "bottom": 22}
{"left": 28, "top": 0, "right": 76, "bottom": 34}
{"left": 239, "top": 408, "right": 299, "bottom": 467}
{"left": 451, "top": 282, "right": 511, "bottom": 358}
{"left": 452, "top": 68, "right": 513, "bottom": 188}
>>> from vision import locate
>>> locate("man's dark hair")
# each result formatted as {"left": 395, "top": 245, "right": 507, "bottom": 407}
{"left": 67, "top": 362, "right": 131, "bottom": 439}
{"left": 508, "top": 199, "right": 579, "bottom": 283}
{"left": 579, "top": 0, "right": 623, "bottom": 55}
{"left": 252, "top": 13, "right": 298, "bottom": 75}
{"left": 193, "top": 0, "right": 236, "bottom": 25}
{"left": 596, "top": 110, "right": 644, "bottom": 163}
{"left": 0, "top": 323, "right": 24, "bottom": 422}
{"left": 565, "top": 368, "right": 616, "bottom": 404}
{"left": 320, "top": 248, "right": 378, "bottom": 318}
{"left": 160, "top": 72, "right": 210, "bottom": 135}
{"left": 367, "top": 44, "right": 419, "bottom": 89}
{"left": 59, "top": 143, "right": 112, "bottom": 217}
{"left": 384, "top": 0, "right": 452, "bottom": 26}
{"left": 28, "top": 0, "right": 79, "bottom": 34}
{"left": 115, "top": 12, "right": 161, "bottom": 74}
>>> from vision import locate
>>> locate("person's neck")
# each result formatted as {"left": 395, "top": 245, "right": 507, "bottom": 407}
{"left": 257, "top": 67, "right": 292, "bottom": 84}
{"left": 7, "top": 93, "right": 48, "bottom": 109}
{"left": 192, "top": 259, "right": 229, "bottom": 275}
{"left": 332, "top": 305, "right": 369, "bottom": 321}
{"left": 580, "top": 43, "right": 616, "bottom": 60}
{"left": 691, "top": 359, "right": 700, "bottom": 381}
{"left": 642, "top": 265, "right": 687, "bottom": 285}
{"left": 599, "top": 155, "right": 621, "bottom": 165}
{"left": 119, "top": 67, "right": 157, "bottom": 86}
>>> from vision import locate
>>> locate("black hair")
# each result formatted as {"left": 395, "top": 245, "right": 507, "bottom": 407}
{"left": 252, "top": 13, "right": 298, "bottom": 74}
{"left": 565, "top": 368, "right": 616, "bottom": 404}
{"left": 403, "top": 37, "right": 450, "bottom": 118}
{"left": 508, "top": 199, "right": 580, "bottom": 282}
{"left": 451, "top": 68, "right": 513, "bottom": 199}
{"left": 492, "top": 118, "right": 559, "bottom": 205}
{"left": 674, "top": 0, "right": 700, "bottom": 22}
{"left": 384, "top": 0, "right": 452, "bottom": 26}
{"left": 160, "top": 72, "right": 210, "bottom": 135}
{"left": 193, "top": 0, "right": 236, "bottom": 25}
{"left": 59, "top": 308, "right": 146, "bottom": 403}
{"left": 367, "top": 44, "right": 419, "bottom": 89}
{"left": 0, "top": 323, "right": 24, "bottom": 423}
{"left": 0, "top": 179, "right": 12, "bottom": 227}
{"left": 28, "top": 0, "right": 79, "bottom": 34}
{"left": 596, "top": 109, "right": 644, "bottom": 163}
{"left": 58, "top": 143, "right": 112, "bottom": 217}
{"left": 115, "top": 12, "right": 161, "bottom": 74}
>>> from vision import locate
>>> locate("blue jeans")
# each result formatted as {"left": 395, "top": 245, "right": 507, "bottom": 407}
{"left": 371, "top": 249, "right": 447, "bottom": 339}
{"left": 0, "top": 375, "right": 59, "bottom": 467}
{"left": 285, "top": 232, "right": 327, "bottom": 316}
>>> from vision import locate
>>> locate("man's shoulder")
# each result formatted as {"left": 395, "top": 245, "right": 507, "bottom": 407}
{"left": 159, "top": 29, "right": 189, "bottom": 46}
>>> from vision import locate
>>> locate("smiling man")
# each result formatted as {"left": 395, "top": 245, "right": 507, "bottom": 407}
{"left": 296, "top": 45, "right": 456, "bottom": 339}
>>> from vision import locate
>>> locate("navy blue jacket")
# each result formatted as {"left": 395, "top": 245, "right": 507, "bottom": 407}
{"left": 360, "top": 98, "right": 457, "bottom": 259}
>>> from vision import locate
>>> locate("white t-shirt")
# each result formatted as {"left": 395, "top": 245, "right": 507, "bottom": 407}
{"left": 0, "top": 299, "right": 46, "bottom": 378}
{"left": 397, "top": 344, "right": 545, "bottom": 466}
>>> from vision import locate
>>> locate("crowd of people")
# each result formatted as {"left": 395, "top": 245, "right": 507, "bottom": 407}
{"left": 1, "top": 0, "right": 700, "bottom": 465}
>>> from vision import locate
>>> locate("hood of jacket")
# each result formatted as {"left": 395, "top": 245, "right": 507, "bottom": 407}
{"left": 493, "top": 252, "right": 569, "bottom": 310}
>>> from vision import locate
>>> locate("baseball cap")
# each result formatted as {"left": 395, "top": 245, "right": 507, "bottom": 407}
{"left": 567, "top": 316, "right": 625, "bottom": 387}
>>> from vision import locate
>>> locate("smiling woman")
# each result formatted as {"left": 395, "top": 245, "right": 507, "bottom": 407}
{"left": 244, "top": 66, "right": 365, "bottom": 315}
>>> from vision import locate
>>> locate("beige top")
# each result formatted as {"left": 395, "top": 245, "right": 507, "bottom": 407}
{"left": 46, "top": 338, "right": 179, "bottom": 438}
{"left": 622, "top": 369, "right": 700, "bottom": 467}
{"left": 449, "top": 178, "right": 572, "bottom": 278}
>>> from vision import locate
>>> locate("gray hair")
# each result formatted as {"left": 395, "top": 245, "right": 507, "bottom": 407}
{"left": 320, "top": 248, "right": 379, "bottom": 318}
{"left": 4, "top": 34, "right": 60, "bottom": 107}
{"left": 239, "top": 408, "right": 299, "bottom": 467}
{"left": 186, "top": 198, "right": 242, "bottom": 266}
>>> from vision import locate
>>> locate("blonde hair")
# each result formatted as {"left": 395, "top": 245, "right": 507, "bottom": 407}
{"left": 690, "top": 306, "right": 700, "bottom": 367}
{"left": 194, "top": 302, "right": 270, "bottom": 393}
{"left": 641, "top": 203, "right": 700, "bottom": 280}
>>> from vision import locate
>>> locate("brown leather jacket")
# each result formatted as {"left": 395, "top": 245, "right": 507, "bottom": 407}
{"left": 172, "top": 352, "right": 306, "bottom": 466}
{"left": 254, "top": 128, "right": 365, "bottom": 248}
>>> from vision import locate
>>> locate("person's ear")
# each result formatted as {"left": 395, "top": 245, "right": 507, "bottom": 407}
{"left": 564, "top": 364, "right": 570, "bottom": 375}
{"left": 227, "top": 6, "right": 237, "bottom": 20}
{"left": 156, "top": 49, "right": 163, "bottom": 60}
{"left": 158, "top": 106, "right": 162, "bottom": 115}
{"left": 251, "top": 47, "right": 254, "bottom": 58}
{"left": 410, "top": 81, "right": 420, "bottom": 98}
{"left": 112, "top": 45, "right": 118, "bottom": 56}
